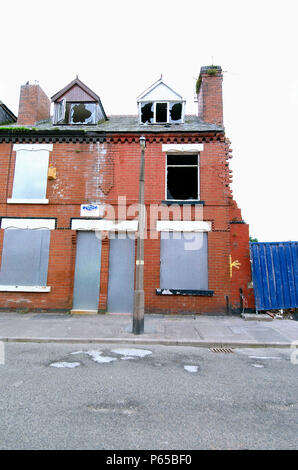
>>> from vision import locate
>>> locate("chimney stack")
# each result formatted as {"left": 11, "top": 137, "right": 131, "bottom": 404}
{"left": 17, "top": 83, "right": 51, "bottom": 125}
{"left": 197, "top": 66, "right": 223, "bottom": 127}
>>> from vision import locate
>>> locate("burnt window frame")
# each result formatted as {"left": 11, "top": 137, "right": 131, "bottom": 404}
{"left": 165, "top": 153, "right": 200, "bottom": 202}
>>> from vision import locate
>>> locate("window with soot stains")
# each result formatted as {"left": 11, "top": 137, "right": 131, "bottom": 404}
{"left": 166, "top": 154, "right": 199, "bottom": 200}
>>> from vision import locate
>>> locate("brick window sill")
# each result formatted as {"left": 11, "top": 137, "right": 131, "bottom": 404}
{"left": 156, "top": 288, "right": 214, "bottom": 296}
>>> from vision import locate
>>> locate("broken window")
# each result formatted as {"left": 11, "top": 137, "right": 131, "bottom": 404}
{"left": 54, "top": 99, "right": 66, "bottom": 124}
{"left": 141, "top": 102, "right": 154, "bottom": 124}
{"left": 0, "top": 229, "right": 51, "bottom": 286}
{"left": 160, "top": 232, "right": 208, "bottom": 289}
{"left": 166, "top": 154, "right": 199, "bottom": 200}
{"left": 169, "top": 102, "right": 182, "bottom": 123}
{"left": 156, "top": 103, "right": 168, "bottom": 123}
{"left": 140, "top": 101, "right": 183, "bottom": 124}
{"left": 70, "top": 103, "right": 96, "bottom": 124}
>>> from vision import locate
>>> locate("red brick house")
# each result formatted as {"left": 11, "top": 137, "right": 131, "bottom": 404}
{"left": 0, "top": 66, "right": 254, "bottom": 314}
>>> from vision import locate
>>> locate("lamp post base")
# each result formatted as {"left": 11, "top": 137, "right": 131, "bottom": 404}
{"left": 132, "top": 289, "right": 144, "bottom": 334}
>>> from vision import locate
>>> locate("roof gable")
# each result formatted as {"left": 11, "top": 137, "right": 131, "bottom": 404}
{"left": 137, "top": 79, "right": 183, "bottom": 102}
{"left": 51, "top": 77, "right": 100, "bottom": 103}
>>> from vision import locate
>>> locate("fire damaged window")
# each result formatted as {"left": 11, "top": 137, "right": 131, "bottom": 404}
{"left": 140, "top": 101, "right": 183, "bottom": 124}
{"left": 166, "top": 154, "right": 199, "bottom": 200}
{"left": 156, "top": 103, "right": 167, "bottom": 123}
{"left": 141, "top": 102, "right": 154, "bottom": 124}
{"left": 169, "top": 102, "right": 182, "bottom": 123}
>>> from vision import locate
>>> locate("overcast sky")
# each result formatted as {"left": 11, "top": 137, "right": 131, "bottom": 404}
{"left": 1, "top": 0, "right": 297, "bottom": 242}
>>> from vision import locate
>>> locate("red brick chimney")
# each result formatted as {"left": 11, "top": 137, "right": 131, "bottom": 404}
{"left": 17, "top": 83, "right": 51, "bottom": 125}
{"left": 197, "top": 65, "right": 223, "bottom": 127}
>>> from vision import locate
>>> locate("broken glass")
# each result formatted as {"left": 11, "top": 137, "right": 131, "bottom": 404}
{"left": 141, "top": 102, "right": 154, "bottom": 123}
{"left": 70, "top": 103, "right": 96, "bottom": 124}
{"left": 169, "top": 102, "right": 182, "bottom": 123}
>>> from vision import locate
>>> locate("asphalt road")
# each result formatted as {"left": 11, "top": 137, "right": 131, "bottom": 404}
{"left": 0, "top": 342, "right": 297, "bottom": 450}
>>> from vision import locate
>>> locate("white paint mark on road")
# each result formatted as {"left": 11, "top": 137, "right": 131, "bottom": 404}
{"left": 251, "top": 364, "right": 265, "bottom": 368}
{"left": 71, "top": 350, "right": 116, "bottom": 363}
{"left": 184, "top": 365, "right": 198, "bottom": 373}
{"left": 249, "top": 356, "right": 280, "bottom": 360}
{"left": 121, "top": 356, "right": 135, "bottom": 360}
{"left": 111, "top": 348, "right": 152, "bottom": 358}
{"left": 50, "top": 362, "right": 80, "bottom": 368}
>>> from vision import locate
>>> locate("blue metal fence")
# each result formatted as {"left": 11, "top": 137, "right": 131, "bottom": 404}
{"left": 250, "top": 242, "right": 298, "bottom": 311}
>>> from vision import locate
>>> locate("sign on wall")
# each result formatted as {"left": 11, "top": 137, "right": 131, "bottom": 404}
{"left": 80, "top": 204, "right": 103, "bottom": 217}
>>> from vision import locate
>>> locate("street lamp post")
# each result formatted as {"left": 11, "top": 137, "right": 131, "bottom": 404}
{"left": 133, "top": 136, "right": 146, "bottom": 334}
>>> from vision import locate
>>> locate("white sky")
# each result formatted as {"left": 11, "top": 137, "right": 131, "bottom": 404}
{"left": 1, "top": 0, "right": 297, "bottom": 242}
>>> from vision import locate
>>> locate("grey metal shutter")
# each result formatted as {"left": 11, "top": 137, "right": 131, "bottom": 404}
{"left": 0, "top": 229, "right": 50, "bottom": 286}
{"left": 160, "top": 232, "right": 208, "bottom": 290}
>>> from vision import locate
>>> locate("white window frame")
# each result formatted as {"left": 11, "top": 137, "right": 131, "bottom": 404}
{"left": 162, "top": 144, "right": 203, "bottom": 202}
{"left": 8, "top": 144, "right": 52, "bottom": 204}
{"left": 139, "top": 101, "right": 185, "bottom": 125}
{"left": 0, "top": 218, "right": 54, "bottom": 292}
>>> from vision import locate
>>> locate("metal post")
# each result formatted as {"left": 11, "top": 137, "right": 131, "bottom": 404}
{"left": 133, "top": 136, "right": 146, "bottom": 334}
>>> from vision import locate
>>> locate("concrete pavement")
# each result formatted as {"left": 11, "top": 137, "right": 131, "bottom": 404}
{"left": 0, "top": 311, "right": 298, "bottom": 348}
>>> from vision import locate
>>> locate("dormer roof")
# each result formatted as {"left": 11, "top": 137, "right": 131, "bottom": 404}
{"left": 51, "top": 77, "right": 100, "bottom": 103}
{"left": 51, "top": 77, "right": 107, "bottom": 124}
{"left": 137, "top": 78, "right": 185, "bottom": 125}
{"left": 137, "top": 78, "right": 183, "bottom": 102}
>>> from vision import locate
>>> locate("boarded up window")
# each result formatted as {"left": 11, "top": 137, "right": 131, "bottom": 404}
{"left": 160, "top": 232, "right": 208, "bottom": 289}
{"left": 12, "top": 148, "right": 49, "bottom": 199}
{"left": 0, "top": 229, "right": 51, "bottom": 286}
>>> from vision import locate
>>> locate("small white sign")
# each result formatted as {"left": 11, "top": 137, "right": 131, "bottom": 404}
{"left": 80, "top": 204, "right": 101, "bottom": 217}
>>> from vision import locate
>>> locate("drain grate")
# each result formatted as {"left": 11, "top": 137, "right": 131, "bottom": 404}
{"left": 210, "top": 347, "right": 234, "bottom": 353}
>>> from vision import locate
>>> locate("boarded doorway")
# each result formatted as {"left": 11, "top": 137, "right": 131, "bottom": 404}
{"left": 107, "top": 234, "right": 135, "bottom": 313}
{"left": 72, "top": 231, "right": 102, "bottom": 312}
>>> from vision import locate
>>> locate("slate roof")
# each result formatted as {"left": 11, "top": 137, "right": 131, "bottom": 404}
{"left": 2, "top": 115, "right": 223, "bottom": 133}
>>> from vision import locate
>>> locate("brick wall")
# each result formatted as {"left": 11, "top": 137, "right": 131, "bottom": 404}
{"left": 17, "top": 84, "right": 51, "bottom": 125}
{"left": 197, "top": 66, "right": 224, "bottom": 127}
{"left": 0, "top": 136, "right": 254, "bottom": 313}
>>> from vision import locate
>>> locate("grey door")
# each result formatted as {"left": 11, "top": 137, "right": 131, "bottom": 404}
{"left": 72, "top": 231, "right": 102, "bottom": 311}
{"left": 107, "top": 234, "right": 135, "bottom": 313}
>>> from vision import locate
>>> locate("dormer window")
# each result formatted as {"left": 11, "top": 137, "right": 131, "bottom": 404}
{"left": 137, "top": 78, "right": 185, "bottom": 125}
{"left": 51, "top": 77, "right": 107, "bottom": 125}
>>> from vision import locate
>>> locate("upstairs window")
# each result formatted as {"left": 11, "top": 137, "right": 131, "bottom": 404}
{"left": 9, "top": 144, "right": 52, "bottom": 203}
{"left": 140, "top": 101, "right": 183, "bottom": 124}
{"left": 166, "top": 154, "right": 199, "bottom": 201}
{"left": 54, "top": 101, "right": 97, "bottom": 125}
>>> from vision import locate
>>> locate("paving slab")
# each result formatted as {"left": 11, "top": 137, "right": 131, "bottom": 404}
{"left": 0, "top": 312, "right": 298, "bottom": 348}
